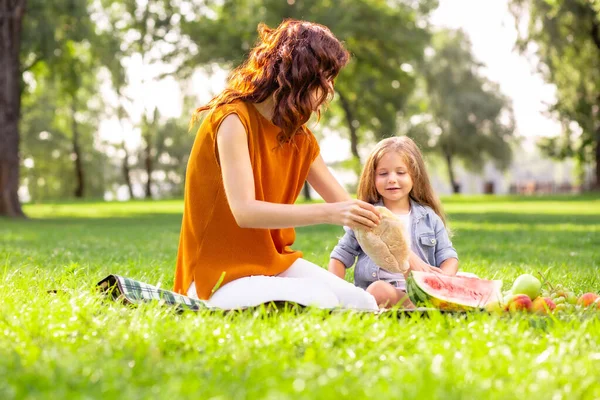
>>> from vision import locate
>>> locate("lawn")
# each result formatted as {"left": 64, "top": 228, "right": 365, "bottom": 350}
{"left": 1, "top": 195, "right": 599, "bottom": 399}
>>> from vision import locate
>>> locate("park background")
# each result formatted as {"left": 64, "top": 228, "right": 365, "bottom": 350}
{"left": 1, "top": 0, "right": 600, "bottom": 399}
{"left": 1, "top": 0, "right": 600, "bottom": 211}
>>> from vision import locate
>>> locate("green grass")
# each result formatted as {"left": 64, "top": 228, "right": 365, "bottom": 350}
{"left": 1, "top": 195, "right": 600, "bottom": 399}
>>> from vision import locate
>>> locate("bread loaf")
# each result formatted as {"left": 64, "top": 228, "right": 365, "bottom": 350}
{"left": 354, "top": 206, "right": 410, "bottom": 274}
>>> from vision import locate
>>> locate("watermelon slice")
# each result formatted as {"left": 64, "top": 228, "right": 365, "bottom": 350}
{"left": 407, "top": 271, "right": 503, "bottom": 311}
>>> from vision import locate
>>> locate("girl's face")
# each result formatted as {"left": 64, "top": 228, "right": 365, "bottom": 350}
{"left": 375, "top": 151, "right": 413, "bottom": 205}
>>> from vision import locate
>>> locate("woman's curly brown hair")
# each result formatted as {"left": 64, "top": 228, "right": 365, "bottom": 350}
{"left": 192, "top": 19, "right": 350, "bottom": 143}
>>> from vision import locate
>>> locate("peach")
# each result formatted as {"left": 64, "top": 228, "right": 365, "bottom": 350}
{"left": 531, "top": 297, "right": 556, "bottom": 315}
{"left": 506, "top": 294, "right": 533, "bottom": 313}
{"left": 577, "top": 293, "right": 600, "bottom": 308}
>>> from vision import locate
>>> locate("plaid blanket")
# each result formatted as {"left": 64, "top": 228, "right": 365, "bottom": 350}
{"left": 96, "top": 275, "right": 449, "bottom": 315}
{"left": 97, "top": 275, "right": 210, "bottom": 311}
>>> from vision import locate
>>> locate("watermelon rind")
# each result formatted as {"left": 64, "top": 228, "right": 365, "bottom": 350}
{"left": 407, "top": 276, "right": 428, "bottom": 303}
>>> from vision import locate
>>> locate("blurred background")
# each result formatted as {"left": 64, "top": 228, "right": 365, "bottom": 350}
{"left": 1, "top": 0, "right": 599, "bottom": 217}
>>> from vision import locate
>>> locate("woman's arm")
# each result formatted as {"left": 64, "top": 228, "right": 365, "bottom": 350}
{"left": 217, "top": 114, "right": 380, "bottom": 230}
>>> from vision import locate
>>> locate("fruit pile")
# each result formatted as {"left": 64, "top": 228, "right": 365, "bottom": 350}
{"left": 485, "top": 273, "right": 600, "bottom": 315}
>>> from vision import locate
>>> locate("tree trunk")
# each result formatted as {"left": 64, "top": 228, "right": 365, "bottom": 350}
{"left": 116, "top": 106, "right": 135, "bottom": 200}
{"left": 144, "top": 134, "right": 152, "bottom": 199}
{"left": 121, "top": 141, "right": 134, "bottom": 199}
{"left": 337, "top": 90, "right": 360, "bottom": 161}
{"left": 71, "top": 98, "right": 84, "bottom": 198}
{"left": 595, "top": 125, "right": 600, "bottom": 190}
{"left": 443, "top": 148, "right": 460, "bottom": 194}
{"left": 302, "top": 181, "right": 312, "bottom": 201}
{"left": 0, "top": 0, "right": 26, "bottom": 217}
{"left": 139, "top": 111, "right": 154, "bottom": 199}
{"left": 591, "top": 17, "right": 600, "bottom": 52}
{"left": 590, "top": 17, "right": 600, "bottom": 189}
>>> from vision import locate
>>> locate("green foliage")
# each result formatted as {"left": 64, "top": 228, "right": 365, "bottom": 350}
{"left": 20, "top": 66, "right": 108, "bottom": 201}
{"left": 98, "top": 0, "right": 182, "bottom": 199}
{"left": 510, "top": 0, "right": 600, "bottom": 183}
{"left": 173, "top": 0, "right": 438, "bottom": 157}
{"left": 19, "top": 0, "right": 114, "bottom": 201}
{"left": 18, "top": 0, "right": 192, "bottom": 201}
{"left": 20, "top": 0, "right": 94, "bottom": 73}
{"left": 407, "top": 29, "right": 515, "bottom": 191}
{"left": 143, "top": 101, "right": 197, "bottom": 197}
{"left": 1, "top": 196, "right": 599, "bottom": 398}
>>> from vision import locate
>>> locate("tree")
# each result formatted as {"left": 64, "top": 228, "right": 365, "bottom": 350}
{"left": 165, "top": 0, "right": 436, "bottom": 200}
{"left": 510, "top": 0, "right": 600, "bottom": 188}
{"left": 23, "top": 1, "right": 112, "bottom": 202}
{"left": 0, "top": 0, "right": 27, "bottom": 216}
{"left": 151, "top": 98, "right": 197, "bottom": 197}
{"left": 20, "top": 60, "right": 109, "bottom": 202}
{"left": 19, "top": 79, "right": 110, "bottom": 201}
{"left": 172, "top": 0, "right": 436, "bottom": 161}
{"left": 1, "top": 0, "right": 98, "bottom": 216}
{"left": 116, "top": 104, "right": 136, "bottom": 200}
{"left": 53, "top": 41, "right": 103, "bottom": 198}
{"left": 99, "top": 0, "right": 178, "bottom": 199}
{"left": 407, "top": 29, "right": 515, "bottom": 193}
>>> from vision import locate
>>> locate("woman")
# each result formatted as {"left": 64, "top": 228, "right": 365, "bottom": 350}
{"left": 173, "top": 19, "right": 380, "bottom": 310}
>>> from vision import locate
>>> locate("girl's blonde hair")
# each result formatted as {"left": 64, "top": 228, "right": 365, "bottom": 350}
{"left": 357, "top": 136, "right": 449, "bottom": 228}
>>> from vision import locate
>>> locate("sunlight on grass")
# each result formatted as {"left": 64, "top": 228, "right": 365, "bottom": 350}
{"left": 1, "top": 195, "right": 600, "bottom": 399}
{"left": 443, "top": 199, "right": 600, "bottom": 215}
{"left": 22, "top": 200, "right": 184, "bottom": 219}
{"left": 453, "top": 221, "right": 600, "bottom": 233}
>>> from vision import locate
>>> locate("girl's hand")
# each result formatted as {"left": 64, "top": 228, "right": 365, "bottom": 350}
{"left": 328, "top": 200, "right": 380, "bottom": 230}
{"left": 438, "top": 267, "right": 457, "bottom": 276}
{"left": 406, "top": 251, "right": 443, "bottom": 276}
{"left": 439, "top": 258, "right": 459, "bottom": 276}
{"left": 427, "top": 266, "right": 445, "bottom": 274}
{"left": 409, "top": 263, "right": 443, "bottom": 274}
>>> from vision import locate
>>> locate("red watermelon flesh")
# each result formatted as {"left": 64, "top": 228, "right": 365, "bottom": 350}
{"left": 407, "top": 271, "right": 503, "bottom": 311}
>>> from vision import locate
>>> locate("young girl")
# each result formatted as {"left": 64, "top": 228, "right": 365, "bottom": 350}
{"left": 173, "top": 19, "right": 381, "bottom": 311}
{"left": 328, "top": 137, "right": 459, "bottom": 308}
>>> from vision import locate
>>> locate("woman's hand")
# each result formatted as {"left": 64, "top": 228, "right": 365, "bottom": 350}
{"left": 328, "top": 200, "right": 380, "bottom": 230}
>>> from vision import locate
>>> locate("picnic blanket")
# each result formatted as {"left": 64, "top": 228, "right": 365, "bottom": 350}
{"left": 96, "top": 274, "right": 449, "bottom": 315}
{"left": 97, "top": 274, "right": 210, "bottom": 311}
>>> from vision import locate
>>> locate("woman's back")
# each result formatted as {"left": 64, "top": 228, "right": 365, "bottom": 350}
{"left": 173, "top": 101, "right": 320, "bottom": 299}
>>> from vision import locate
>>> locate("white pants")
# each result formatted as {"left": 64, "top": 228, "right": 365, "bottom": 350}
{"left": 187, "top": 258, "right": 378, "bottom": 311}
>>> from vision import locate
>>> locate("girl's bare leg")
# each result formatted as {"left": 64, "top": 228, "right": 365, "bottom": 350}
{"left": 366, "top": 281, "right": 415, "bottom": 309}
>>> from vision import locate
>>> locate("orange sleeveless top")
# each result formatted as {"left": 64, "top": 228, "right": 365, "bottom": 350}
{"left": 173, "top": 101, "right": 321, "bottom": 300}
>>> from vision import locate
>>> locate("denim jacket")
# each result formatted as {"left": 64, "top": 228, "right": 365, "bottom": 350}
{"left": 329, "top": 199, "right": 458, "bottom": 290}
